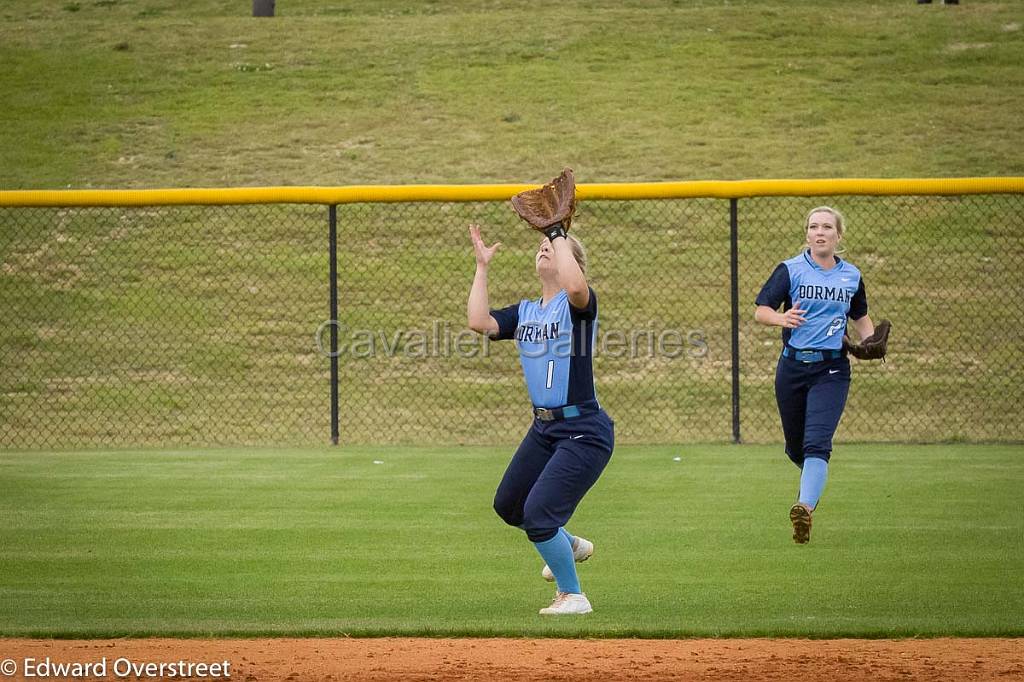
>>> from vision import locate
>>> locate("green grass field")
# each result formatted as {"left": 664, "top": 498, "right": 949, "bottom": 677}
{"left": 1, "top": 444, "right": 1021, "bottom": 638}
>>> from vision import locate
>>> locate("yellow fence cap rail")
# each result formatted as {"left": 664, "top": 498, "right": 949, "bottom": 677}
{"left": 585, "top": 177, "right": 1024, "bottom": 199}
{"left": 1, "top": 177, "right": 1022, "bottom": 207}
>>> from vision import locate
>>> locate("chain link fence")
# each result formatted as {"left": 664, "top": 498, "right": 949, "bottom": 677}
{"left": 2, "top": 191, "right": 1022, "bottom": 447}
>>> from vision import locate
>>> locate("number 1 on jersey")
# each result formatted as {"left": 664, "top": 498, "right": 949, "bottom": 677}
{"left": 546, "top": 360, "right": 554, "bottom": 389}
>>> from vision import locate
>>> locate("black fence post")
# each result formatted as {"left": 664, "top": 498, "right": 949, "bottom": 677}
{"left": 730, "top": 198, "right": 741, "bottom": 444}
{"left": 329, "top": 204, "right": 340, "bottom": 445}
{"left": 252, "top": 0, "right": 275, "bottom": 17}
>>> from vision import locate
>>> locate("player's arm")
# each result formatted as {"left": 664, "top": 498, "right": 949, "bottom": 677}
{"left": 849, "top": 314, "right": 874, "bottom": 341}
{"left": 550, "top": 234, "right": 589, "bottom": 309}
{"left": 755, "top": 304, "right": 807, "bottom": 329}
{"left": 467, "top": 224, "right": 501, "bottom": 336}
{"left": 846, "top": 277, "right": 872, "bottom": 340}
{"left": 753, "top": 263, "right": 804, "bottom": 328}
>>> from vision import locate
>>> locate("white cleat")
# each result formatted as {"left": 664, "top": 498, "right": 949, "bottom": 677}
{"left": 539, "top": 591, "right": 593, "bottom": 615}
{"left": 541, "top": 536, "right": 594, "bottom": 582}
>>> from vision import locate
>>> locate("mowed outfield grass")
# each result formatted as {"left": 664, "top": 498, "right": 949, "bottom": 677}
{"left": 1, "top": 444, "right": 1021, "bottom": 638}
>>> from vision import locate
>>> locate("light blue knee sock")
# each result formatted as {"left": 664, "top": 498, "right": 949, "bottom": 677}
{"left": 559, "top": 527, "right": 576, "bottom": 547}
{"left": 798, "top": 457, "right": 828, "bottom": 509}
{"left": 533, "top": 532, "right": 581, "bottom": 594}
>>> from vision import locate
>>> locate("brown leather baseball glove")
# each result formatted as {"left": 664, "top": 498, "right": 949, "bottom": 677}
{"left": 510, "top": 168, "right": 576, "bottom": 234}
{"left": 844, "top": 319, "right": 891, "bottom": 361}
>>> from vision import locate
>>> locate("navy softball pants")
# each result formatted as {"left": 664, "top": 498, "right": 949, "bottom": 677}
{"left": 774, "top": 355, "right": 851, "bottom": 467}
{"left": 493, "top": 410, "right": 614, "bottom": 543}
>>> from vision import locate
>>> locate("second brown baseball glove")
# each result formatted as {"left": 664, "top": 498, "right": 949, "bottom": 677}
{"left": 844, "top": 319, "right": 892, "bottom": 361}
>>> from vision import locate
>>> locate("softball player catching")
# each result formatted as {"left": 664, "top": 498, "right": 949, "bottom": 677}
{"left": 466, "top": 172, "right": 614, "bottom": 615}
{"left": 754, "top": 206, "right": 889, "bottom": 544}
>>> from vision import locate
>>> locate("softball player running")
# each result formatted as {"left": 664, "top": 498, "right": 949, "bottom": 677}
{"left": 467, "top": 223, "right": 614, "bottom": 615}
{"left": 754, "top": 206, "right": 876, "bottom": 544}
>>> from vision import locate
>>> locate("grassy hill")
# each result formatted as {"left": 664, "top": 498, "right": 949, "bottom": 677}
{"left": 1, "top": 0, "right": 1022, "bottom": 189}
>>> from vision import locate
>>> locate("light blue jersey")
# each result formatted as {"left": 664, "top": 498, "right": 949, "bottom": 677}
{"left": 756, "top": 251, "right": 868, "bottom": 350}
{"left": 491, "top": 288, "right": 598, "bottom": 408}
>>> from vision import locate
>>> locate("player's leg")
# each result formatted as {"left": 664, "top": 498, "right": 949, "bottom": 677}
{"left": 541, "top": 528, "right": 592, "bottom": 582}
{"left": 792, "top": 359, "right": 852, "bottom": 542}
{"left": 559, "top": 527, "right": 576, "bottom": 546}
{"left": 525, "top": 440, "right": 611, "bottom": 591}
{"left": 798, "top": 457, "right": 829, "bottom": 510}
{"left": 774, "top": 357, "right": 810, "bottom": 467}
{"left": 523, "top": 412, "right": 614, "bottom": 614}
{"left": 776, "top": 357, "right": 818, "bottom": 543}
{"left": 801, "top": 358, "right": 852, "bottom": 501}
{"left": 493, "top": 426, "right": 552, "bottom": 529}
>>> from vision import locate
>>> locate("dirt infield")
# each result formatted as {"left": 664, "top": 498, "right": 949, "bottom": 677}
{"left": 2, "top": 638, "right": 1023, "bottom": 681}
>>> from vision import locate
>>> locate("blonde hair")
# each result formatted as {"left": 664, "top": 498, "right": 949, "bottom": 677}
{"left": 567, "top": 234, "right": 588, "bottom": 277}
{"left": 803, "top": 205, "right": 847, "bottom": 255}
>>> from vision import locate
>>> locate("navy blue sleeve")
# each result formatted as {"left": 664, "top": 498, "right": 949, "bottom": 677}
{"left": 848, "top": 277, "right": 868, "bottom": 320}
{"left": 569, "top": 286, "right": 597, "bottom": 322}
{"left": 755, "top": 264, "right": 790, "bottom": 310}
{"left": 489, "top": 302, "right": 519, "bottom": 340}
